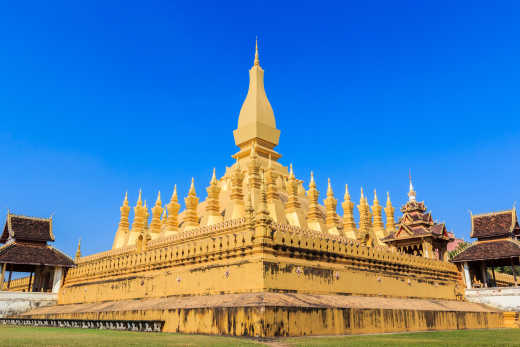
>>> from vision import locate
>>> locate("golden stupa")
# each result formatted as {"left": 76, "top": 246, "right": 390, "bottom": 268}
{"left": 17, "top": 41, "right": 504, "bottom": 336}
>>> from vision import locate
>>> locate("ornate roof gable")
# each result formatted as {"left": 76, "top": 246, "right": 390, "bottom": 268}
{"left": 0, "top": 212, "right": 54, "bottom": 244}
{"left": 470, "top": 208, "right": 518, "bottom": 240}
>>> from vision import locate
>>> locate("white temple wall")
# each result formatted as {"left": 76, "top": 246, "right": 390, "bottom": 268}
{"left": 465, "top": 287, "right": 520, "bottom": 311}
{"left": 0, "top": 291, "right": 57, "bottom": 318}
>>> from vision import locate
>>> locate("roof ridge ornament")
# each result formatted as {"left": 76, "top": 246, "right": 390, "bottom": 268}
{"left": 408, "top": 169, "right": 416, "bottom": 202}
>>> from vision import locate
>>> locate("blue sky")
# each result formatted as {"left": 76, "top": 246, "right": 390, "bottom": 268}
{"left": 0, "top": 1, "right": 518, "bottom": 257}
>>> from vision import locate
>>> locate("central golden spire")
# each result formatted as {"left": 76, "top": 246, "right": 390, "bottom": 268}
{"left": 233, "top": 39, "right": 281, "bottom": 162}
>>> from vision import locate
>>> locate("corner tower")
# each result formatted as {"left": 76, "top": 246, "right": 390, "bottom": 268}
{"left": 233, "top": 39, "right": 281, "bottom": 163}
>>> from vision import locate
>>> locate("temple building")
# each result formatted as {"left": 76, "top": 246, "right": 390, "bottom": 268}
{"left": 381, "top": 178, "right": 454, "bottom": 260}
{"left": 9, "top": 41, "right": 508, "bottom": 336}
{"left": 0, "top": 212, "right": 74, "bottom": 292}
{"left": 452, "top": 207, "right": 520, "bottom": 288}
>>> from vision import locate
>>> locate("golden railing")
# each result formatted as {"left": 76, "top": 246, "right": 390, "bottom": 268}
{"left": 66, "top": 218, "right": 459, "bottom": 286}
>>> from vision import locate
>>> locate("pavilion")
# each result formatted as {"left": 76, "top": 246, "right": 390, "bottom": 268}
{"left": 451, "top": 208, "right": 520, "bottom": 288}
{"left": 382, "top": 178, "right": 454, "bottom": 260}
{"left": 0, "top": 212, "right": 74, "bottom": 293}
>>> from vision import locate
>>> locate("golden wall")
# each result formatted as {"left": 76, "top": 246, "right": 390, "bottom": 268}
{"left": 59, "top": 219, "right": 462, "bottom": 305}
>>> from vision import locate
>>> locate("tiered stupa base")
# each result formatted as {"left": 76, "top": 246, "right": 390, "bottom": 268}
{"left": 17, "top": 293, "right": 503, "bottom": 336}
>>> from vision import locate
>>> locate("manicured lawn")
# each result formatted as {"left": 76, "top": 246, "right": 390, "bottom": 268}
{"left": 286, "top": 329, "right": 520, "bottom": 346}
{"left": 0, "top": 325, "right": 264, "bottom": 347}
{"left": 0, "top": 326, "right": 519, "bottom": 346}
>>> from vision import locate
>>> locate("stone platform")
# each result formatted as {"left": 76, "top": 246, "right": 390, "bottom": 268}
{"left": 15, "top": 292, "right": 503, "bottom": 336}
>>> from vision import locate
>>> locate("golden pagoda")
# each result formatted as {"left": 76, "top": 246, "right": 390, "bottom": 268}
{"left": 19, "top": 41, "right": 503, "bottom": 337}
{"left": 381, "top": 175, "right": 454, "bottom": 260}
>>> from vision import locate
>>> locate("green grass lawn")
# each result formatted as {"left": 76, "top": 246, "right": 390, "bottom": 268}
{"left": 0, "top": 326, "right": 519, "bottom": 346}
{"left": 0, "top": 325, "right": 263, "bottom": 347}
{"left": 285, "top": 329, "right": 520, "bottom": 346}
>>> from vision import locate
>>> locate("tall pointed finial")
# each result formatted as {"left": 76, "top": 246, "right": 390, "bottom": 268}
{"left": 289, "top": 163, "right": 294, "bottom": 178}
{"left": 310, "top": 171, "right": 315, "bottom": 185}
{"left": 254, "top": 36, "right": 259, "bottom": 66}
{"left": 386, "top": 191, "right": 391, "bottom": 204}
{"left": 374, "top": 189, "right": 379, "bottom": 204}
{"left": 137, "top": 189, "right": 143, "bottom": 206}
{"left": 171, "top": 184, "right": 178, "bottom": 202}
{"left": 123, "top": 191, "right": 129, "bottom": 206}
{"left": 189, "top": 177, "right": 196, "bottom": 195}
{"left": 327, "top": 178, "right": 333, "bottom": 196}
{"left": 210, "top": 168, "right": 217, "bottom": 185}
{"left": 344, "top": 184, "right": 351, "bottom": 201}
{"left": 360, "top": 187, "right": 365, "bottom": 200}
{"left": 75, "top": 238, "right": 82, "bottom": 260}
{"left": 155, "top": 191, "right": 162, "bottom": 206}
{"left": 408, "top": 169, "right": 416, "bottom": 202}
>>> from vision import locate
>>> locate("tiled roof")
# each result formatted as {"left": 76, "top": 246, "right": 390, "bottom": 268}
{"left": 471, "top": 209, "right": 518, "bottom": 239}
{"left": 0, "top": 214, "right": 54, "bottom": 243}
{"left": 451, "top": 239, "right": 520, "bottom": 262}
{"left": 430, "top": 224, "right": 446, "bottom": 236}
{"left": 0, "top": 242, "right": 74, "bottom": 267}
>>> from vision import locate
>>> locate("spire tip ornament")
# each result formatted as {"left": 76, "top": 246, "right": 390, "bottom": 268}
{"left": 254, "top": 36, "right": 259, "bottom": 66}
{"left": 408, "top": 169, "right": 416, "bottom": 202}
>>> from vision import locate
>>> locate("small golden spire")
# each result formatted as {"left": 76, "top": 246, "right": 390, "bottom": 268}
{"left": 170, "top": 184, "right": 178, "bottom": 203}
{"left": 166, "top": 185, "right": 180, "bottom": 233}
{"left": 155, "top": 191, "right": 162, "bottom": 206}
{"left": 210, "top": 168, "right": 217, "bottom": 185}
{"left": 342, "top": 184, "right": 357, "bottom": 238}
{"left": 150, "top": 191, "right": 163, "bottom": 234}
{"left": 183, "top": 178, "right": 200, "bottom": 229}
{"left": 324, "top": 178, "right": 338, "bottom": 233}
{"left": 254, "top": 36, "right": 259, "bottom": 66}
{"left": 205, "top": 168, "right": 222, "bottom": 225}
{"left": 384, "top": 191, "right": 396, "bottom": 233}
{"left": 306, "top": 171, "right": 324, "bottom": 232}
{"left": 289, "top": 163, "right": 294, "bottom": 178}
{"left": 75, "top": 239, "right": 81, "bottom": 260}
{"left": 116, "top": 190, "right": 131, "bottom": 247}
{"left": 189, "top": 177, "right": 196, "bottom": 196}
{"left": 360, "top": 187, "right": 365, "bottom": 201}
{"left": 137, "top": 189, "right": 143, "bottom": 206}
{"left": 327, "top": 178, "right": 333, "bottom": 196}
{"left": 372, "top": 189, "right": 385, "bottom": 239}
{"left": 344, "top": 184, "right": 351, "bottom": 201}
